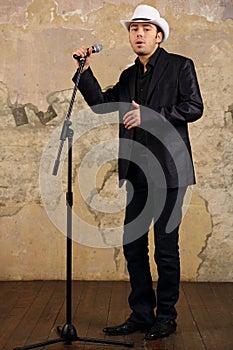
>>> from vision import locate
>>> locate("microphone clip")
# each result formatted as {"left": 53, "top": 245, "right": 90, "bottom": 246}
{"left": 73, "top": 54, "right": 86, "bottom": 62}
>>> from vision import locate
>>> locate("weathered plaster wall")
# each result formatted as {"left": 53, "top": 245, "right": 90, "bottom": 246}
{"left": 0, "top": 0, "right": 232, "bottom": 281}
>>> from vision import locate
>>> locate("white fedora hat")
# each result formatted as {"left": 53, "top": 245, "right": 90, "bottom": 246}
{"left": 120, "top": 5, "right": 169, "bottom": 42}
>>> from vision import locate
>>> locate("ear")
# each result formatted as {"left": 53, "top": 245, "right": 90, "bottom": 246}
{"left": 156, "top": 32, "right": 163, "bottom": 44}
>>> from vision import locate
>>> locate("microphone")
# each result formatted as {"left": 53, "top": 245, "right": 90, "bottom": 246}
{"left": 73, "top": 43, "right": 103, "bottom": 61}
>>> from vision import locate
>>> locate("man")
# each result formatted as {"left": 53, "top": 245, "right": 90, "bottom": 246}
{"left": 73, "top": 4, "right": 203, "bottom": 340}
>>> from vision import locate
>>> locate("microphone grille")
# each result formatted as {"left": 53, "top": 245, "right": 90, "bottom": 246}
{"left": 92, "top": 43, "right": 103, "bottom": 53}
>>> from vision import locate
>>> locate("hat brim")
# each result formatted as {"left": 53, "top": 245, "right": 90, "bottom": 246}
{"left": 120, "top": 18, "right": 169, "bottom": 42}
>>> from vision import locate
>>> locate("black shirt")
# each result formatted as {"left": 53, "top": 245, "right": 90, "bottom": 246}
{"left": 134, "top": 47, "right": 161, "bottom": 145}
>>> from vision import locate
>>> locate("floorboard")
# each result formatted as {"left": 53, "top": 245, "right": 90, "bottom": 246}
{"left": 0, "top": 281, "right": 232, "bottom": 350}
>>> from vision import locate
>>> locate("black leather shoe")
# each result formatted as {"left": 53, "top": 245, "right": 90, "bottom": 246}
{"left": 103, "top": 319, "right": 151, "bottom": 336}
{"left": 145, "top": 318, "right": 177, "bottom": 340}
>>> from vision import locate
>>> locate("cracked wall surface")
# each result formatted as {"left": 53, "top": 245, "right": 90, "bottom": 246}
{"left": 0, "top": 0, "right": 232, "bottom": 281}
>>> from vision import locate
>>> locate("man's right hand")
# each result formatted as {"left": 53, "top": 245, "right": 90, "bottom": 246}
{"left": 72, "top": 46, "right": 92, "bottom": 71}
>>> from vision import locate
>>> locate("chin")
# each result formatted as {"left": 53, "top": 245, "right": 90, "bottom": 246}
{"left": 134, "top": 48, "right": 146, "bottom": 55}
{"left": 136, "top": 51, "right": 147, "bottom": 57}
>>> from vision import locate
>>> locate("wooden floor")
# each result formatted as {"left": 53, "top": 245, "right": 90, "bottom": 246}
{"left": 0, "top": 281, "right": 232, "bottom": 350}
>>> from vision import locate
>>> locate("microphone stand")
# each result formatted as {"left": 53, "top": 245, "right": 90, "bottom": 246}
{"left": 13, "top": 57, "right": 133, "bottom": 349}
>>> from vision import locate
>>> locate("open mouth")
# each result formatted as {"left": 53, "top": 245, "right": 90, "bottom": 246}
{"left": 135, "top": 40, "right": 145, "bottom": 46}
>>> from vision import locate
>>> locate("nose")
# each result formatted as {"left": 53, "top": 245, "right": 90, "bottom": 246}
{"left": 136, "top": 27, "right": 144, "bottom": 37}
{"left": 137, "top": 26, "right": 144, "bottom": 37}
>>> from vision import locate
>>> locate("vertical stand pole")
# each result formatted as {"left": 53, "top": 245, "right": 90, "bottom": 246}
{"left": 13, "top": 57, "right": 133, "bottom": 350}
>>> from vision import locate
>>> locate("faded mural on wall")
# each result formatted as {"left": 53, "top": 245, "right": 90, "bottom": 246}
{"left": 0, "top": 0, "right": 232, "bottom": 281}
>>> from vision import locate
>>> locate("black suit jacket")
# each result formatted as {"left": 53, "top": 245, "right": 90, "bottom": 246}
{"left": 74, "top": 48, "right": 203, "bottom": 188}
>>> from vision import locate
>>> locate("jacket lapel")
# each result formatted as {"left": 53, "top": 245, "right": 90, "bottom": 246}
{"left": 128, "top": 64, "right": 137, "bottom": 101}
{"left": 146, "top": 48, "right": 169, "bottom": 104}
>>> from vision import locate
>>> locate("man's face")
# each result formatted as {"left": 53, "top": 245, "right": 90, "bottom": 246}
{"left": 129, "top": 22, "right": 162, "bottom": 57}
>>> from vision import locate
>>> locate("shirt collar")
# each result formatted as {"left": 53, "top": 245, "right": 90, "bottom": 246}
{"left": 135, "top": 47, "right": 161, "bottom": 72}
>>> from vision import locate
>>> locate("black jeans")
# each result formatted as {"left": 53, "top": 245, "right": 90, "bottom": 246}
{"left": 123, "top": 161, "right": 187, "bottom": 325}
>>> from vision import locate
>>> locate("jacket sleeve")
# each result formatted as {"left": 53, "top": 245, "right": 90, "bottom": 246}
{"left": 155, "top": 59, "right": 203, "bottom": 125}
{"left": 72, "top": 67, "right": 120, "bottom": 113}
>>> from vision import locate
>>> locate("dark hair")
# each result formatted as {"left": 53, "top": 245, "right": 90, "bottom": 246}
{"left": 155, "top": 24, "right": 164, "bottom": 43}
{"left": 155, "top": 25, "right": 163, "bottom": 36}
